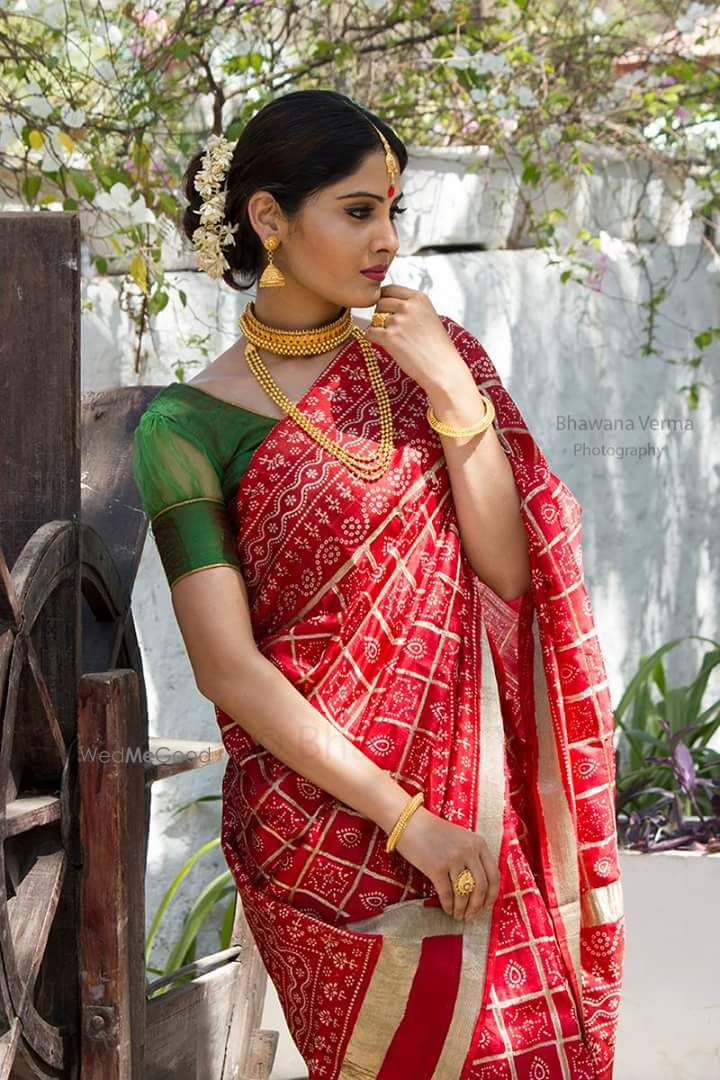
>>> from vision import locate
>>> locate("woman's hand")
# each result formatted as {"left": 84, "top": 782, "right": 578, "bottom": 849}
{"left": 393, "top": 805, "right": 501, "bottom": 922}
{"left": 362, "top": 285, "right": 470, "bottom": 396}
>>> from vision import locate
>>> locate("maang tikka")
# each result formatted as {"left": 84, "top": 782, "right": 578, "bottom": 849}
{"left": 367, "top": 119, "right": 398, "bottom": 198}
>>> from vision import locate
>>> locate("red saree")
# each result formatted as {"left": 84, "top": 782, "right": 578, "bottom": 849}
{"left": 216, "top": 316, "right": 625, "bottom": 1079}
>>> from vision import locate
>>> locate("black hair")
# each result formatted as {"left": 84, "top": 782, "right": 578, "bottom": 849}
{"left": 181, "top": 89, "right": 407, "bottom": 292}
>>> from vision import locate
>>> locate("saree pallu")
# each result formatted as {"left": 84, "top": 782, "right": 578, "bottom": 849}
{"left": 216, "top": 316, "right": 625, "bottom": 1079}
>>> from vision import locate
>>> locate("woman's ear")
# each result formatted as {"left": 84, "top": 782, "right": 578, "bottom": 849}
{"left": 246, "top": 190, "right": 283, "bottom": 239}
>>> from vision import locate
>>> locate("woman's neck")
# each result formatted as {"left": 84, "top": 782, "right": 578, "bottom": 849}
{"left": 251, "top": 294, "right": 345, "bottom": 332}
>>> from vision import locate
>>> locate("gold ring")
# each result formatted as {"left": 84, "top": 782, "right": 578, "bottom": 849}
{"left": 454, "top": 868, "right": 476, "bottom": 896}
{"left": 371, "top": 311, "right": 390, "bottom": 328}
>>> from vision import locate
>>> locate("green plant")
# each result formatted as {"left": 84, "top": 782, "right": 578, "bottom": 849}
{"left": 614, "top": 634, "right": 720, "bottom": 853}
{"left": 145, "top": 794, "right": 239, "bottom": 998}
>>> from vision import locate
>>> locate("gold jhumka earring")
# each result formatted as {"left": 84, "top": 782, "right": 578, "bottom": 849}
{"left": 258, "top": 235, "right": 286, "bottom": 288}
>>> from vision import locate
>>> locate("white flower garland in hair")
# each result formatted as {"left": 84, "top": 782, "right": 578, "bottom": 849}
{"left": 192, "top": 133, "right": 240, "bottom": 280}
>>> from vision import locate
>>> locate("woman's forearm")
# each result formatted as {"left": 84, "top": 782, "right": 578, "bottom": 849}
{"left": 200, "top": 654, "right": 412, "bottom": 836}
{"left": 426, "top": 367, "right": 531, "bottom": 601}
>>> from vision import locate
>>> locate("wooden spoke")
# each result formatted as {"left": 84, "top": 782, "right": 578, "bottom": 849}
{"left": 0, "top": 547, "right": 20, "bottom": 631}
{"left": 0, "top": 1019, "right": 23, "bottom": 1077}
{"left": 0, "top": 837, "right": 66, "bottom": 1071}
{"left": 7, "top": 846, "right": 67, "bottom": 1018}
{"left": 4, "top": 797, "right": 61, "bottom": 839}
{"left": 1, "top": 632, "right": 27, "bottom": 804}
{"left": 21, "top": 640, "right": 66, "bottom": 786}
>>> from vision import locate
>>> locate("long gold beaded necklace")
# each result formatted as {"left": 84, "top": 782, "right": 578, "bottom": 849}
{"left": 238, "top": 301, "right": 394, "bottom": 482}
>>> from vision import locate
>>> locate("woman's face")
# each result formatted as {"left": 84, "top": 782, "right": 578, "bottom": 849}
{"left": 250, "top": 147, "right": 405, "bottom": 311}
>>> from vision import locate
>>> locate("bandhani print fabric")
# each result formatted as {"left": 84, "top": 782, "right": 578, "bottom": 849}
{"left": 214, "top": 315, "right": 625, "bottom": 1079}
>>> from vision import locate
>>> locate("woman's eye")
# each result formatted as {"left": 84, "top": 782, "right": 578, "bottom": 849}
{"left": 347, "top": 205, "right": 408, "bottom": 220}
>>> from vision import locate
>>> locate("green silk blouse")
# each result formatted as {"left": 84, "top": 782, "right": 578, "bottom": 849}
{"left": 132, "top": 382, "right": 278, "bottom": 588}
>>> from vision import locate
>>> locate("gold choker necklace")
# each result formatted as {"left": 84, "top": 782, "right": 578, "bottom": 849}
{"left": 238, "top": 302, "right": 394, "bottom": 481}
{"left": 239, "top": 301, "right": 354, "bottom": 356}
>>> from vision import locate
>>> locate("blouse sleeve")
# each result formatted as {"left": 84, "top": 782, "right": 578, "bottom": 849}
{"left": 132, "top": 408, "right": 243, "bottom": 589}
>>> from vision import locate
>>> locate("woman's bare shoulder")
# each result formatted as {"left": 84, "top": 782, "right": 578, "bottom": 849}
{"left": 187, "top": 339, "right": 243, "bottom": 386}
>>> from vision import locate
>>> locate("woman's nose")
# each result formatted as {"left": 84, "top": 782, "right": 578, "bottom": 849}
{"left": 375, "top": 224, "right": 399, "bottom": 255}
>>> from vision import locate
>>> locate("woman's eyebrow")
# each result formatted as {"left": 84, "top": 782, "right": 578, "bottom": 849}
{"left": 337, "top": 190, "right": 404, "bottom": 202}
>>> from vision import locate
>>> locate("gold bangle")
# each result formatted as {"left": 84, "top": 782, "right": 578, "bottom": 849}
{"left": 426, "top": 393, "right": 495, "bottom": 439}
{"left": 385, "top": 792, "right": 425, "bottom": 853}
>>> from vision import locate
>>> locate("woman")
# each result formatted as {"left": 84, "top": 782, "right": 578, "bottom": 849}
{"left": 133, "top": 90, "right": 624, "bottom": 1079}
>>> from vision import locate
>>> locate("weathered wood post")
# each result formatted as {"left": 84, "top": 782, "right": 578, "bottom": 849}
{"left": 0, "top": 211, "right": 82, "bottom": 1077}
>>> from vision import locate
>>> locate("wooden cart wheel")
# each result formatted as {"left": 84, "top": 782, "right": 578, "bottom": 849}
{"left": 0, "top": 519, "right": 146, "bottom": 1079}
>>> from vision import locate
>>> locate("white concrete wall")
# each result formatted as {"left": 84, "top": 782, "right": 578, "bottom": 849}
{"left": 73, "top": 146, "right": 719, "bottom": 1077}
{"left": 615, "top": 850, "right": 720, "bottom": 1080}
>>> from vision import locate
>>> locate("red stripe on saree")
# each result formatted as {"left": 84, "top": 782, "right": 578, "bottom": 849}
{"left": 377, "top": 933, "right": 463, "bottom": 1078}
{"left": 217, "top": 316, "right": 624, "bottom": 1079}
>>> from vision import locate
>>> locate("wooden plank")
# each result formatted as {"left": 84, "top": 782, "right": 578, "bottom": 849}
{"left": 144, "top": 737, "right": 226, "bottom": 783}
{"left": 222, "top": 897, "right": 275, "bottom": 1080}
{"left": 78, "top": 670, "right": 147, "bottom": 1078}
{"left": 0, "top": 206, "right": 83, "bottom": 1079}
{"left": 0, "top": 212, "right": 80, "bottom": 571}
{"left": 3, "top": 795, "right": 60, "bottom": 838}
{"left": 243, "top": 1030, "right": 280, "bottom": 1080}
{"left": 0, "top": 213, "right": 80, "bottom": 750}
{"left": 81, "top": 386, "right": 164, "bottom": 609}
{"left": 145, "top": 959, "right": 275, "bottom": 1079}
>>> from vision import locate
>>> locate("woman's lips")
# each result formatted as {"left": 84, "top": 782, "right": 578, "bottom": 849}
{"left": 361, "top": 269, "right": 386, "bottom": 280}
